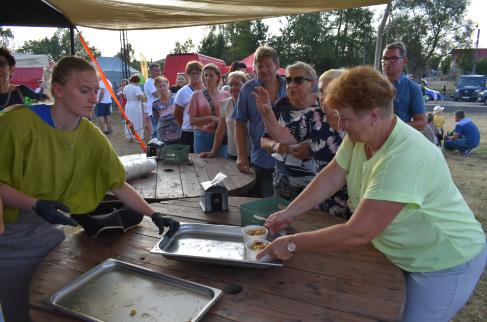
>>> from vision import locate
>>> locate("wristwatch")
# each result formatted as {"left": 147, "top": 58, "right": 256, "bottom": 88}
{"left": 287, "top": 234, "right": 297, "bottom": 254}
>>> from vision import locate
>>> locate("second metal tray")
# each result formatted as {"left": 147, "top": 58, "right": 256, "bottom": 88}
{"left": 47, "top": 258, "right": 222, "bottom": 322}
{"left": 151, "top": 223, "right": 284, "bottom": 268}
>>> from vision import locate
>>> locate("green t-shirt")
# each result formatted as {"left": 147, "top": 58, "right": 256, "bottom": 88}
{"left": 0, "top": 105, "right": 126, "bottom": 223}
{"left": 335, "top": 117, "right": 485, "bottom": 272}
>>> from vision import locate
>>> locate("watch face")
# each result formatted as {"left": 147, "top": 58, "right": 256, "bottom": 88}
{"left": 287, "top": 241, "right": 297, "bottom": 253}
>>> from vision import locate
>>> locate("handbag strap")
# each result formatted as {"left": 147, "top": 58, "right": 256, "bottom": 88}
{"left": 202, "top": 89, "right": 217, "bottom": 116}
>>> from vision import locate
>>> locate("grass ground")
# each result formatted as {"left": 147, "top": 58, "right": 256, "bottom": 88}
{"left": 105, "top": 111, "right": 487, "bottom": 321}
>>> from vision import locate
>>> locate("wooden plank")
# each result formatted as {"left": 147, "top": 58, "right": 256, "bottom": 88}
{"left": 180, "top": 155, "right": 203, "bottom": 198}
{"left": 129, "top": 170, "right": 157, "bottom": 199}
{"left": 155, "top": 161, "right": 184, "bottom": 199}
{"left": 33, "top": 251, "right": 376, "bottom": 322}
{"left": 52, "top": 229, "right": 404, "bottom": 321}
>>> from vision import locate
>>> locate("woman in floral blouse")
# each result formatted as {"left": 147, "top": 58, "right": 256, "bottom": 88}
{"left": 254, "top": 69, "right": 351, "bottom": 219}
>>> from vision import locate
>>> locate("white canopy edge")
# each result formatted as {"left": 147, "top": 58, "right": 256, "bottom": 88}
{"left": 45, "top": 0, "right": 389, "bottom": 30}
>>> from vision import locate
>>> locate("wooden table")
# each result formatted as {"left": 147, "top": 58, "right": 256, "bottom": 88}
{"left": 30, "top": 197, "right": 406, "bottom": 322}
{"left": 124, "top": 153, "right": 255, "bottom": 201}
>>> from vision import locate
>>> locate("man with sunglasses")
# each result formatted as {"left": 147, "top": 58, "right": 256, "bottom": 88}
{"left": 232, "top": 45, "right": 286, "bottom": 198}
{"left": 382, "top": 42, "right": 426, "bottom": 131}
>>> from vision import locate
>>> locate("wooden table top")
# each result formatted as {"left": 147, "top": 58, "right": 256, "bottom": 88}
{"left": 124, "top": 153, "right": 255, "bottom": 201}
{"left": 30, "top": 197, "right": 406, "bottom": 322}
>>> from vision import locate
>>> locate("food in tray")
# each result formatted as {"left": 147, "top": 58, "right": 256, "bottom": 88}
{"left": 242, "top": 225, "right": 268, "bottom": 242}
{"left": 247, "top": 228, "right": 266, "bottom": 236}
{"left": 250, "top": 241, "right": 267, "bottom": 251}
{"left": 245, "top": 239, "right": 271, "bottom": 262}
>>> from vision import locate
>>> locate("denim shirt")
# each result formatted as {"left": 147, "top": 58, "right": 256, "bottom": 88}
{"left": 393, "top": 74, "right": 425, "bottom": 123}
{"left": 231, "top": 76, "right": 287, "bottom": 169}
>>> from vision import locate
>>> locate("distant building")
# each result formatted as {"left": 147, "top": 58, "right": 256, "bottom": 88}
{"left": 450, "top": 48, "right": 487, "bottom": 71}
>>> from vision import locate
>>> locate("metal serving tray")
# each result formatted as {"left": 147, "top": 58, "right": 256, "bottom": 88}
{"left": 48, "top": 258, "right": 222, "bottom": 322}
{"left": 151, "top": 223, "right": 284, "bottom": 268}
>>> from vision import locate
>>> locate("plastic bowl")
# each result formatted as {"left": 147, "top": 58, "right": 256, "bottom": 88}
{"left": 245, "top": 240, "right": 272, "bottom": 262}
{"left": 242, "top": 225, "right": 268, "bottom": 243}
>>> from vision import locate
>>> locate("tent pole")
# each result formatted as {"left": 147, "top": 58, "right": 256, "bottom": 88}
{"left": 374, "top": 2, "right": 392, "bottom": 70}
{"left": 70, "top": 25, "right": 75, "bottom": 55}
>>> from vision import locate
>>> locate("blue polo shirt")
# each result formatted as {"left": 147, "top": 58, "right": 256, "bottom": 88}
{"left": 393, "top": 74, "right": 425, "bottom": 123}
{"left": 232, "top": 76, "right": 287, "bottom": 169}
{"left": 455, "top": 118, "right": 480, "bottom": 147}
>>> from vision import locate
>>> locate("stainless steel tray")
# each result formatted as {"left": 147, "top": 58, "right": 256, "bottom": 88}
{"left": 151, "top": 223, "right": 284, "bottom": 268}
{"left": 48, "top": 258, "right": 222, "bottom": 322}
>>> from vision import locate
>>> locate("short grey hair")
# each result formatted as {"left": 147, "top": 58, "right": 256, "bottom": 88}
{"left": 384, "top": 41, "right": 407, "bottom": 58}
{"left": 227, "top": 71, "right": 247, "bottom": 83}
{"left": 286, "top": 61, "right": 317, "bottom": 81}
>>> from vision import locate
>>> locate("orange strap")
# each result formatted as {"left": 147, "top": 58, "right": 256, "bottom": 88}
{"left": 78, "top": 31, "right": 147, "bottom": 153}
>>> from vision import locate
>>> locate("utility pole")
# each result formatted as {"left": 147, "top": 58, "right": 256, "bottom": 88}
{"left": 472, "top": 24, "right": 480, "bottom": 74}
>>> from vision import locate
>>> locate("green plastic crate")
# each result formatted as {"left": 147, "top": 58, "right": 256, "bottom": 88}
{"left": 161, "top": 144, "right": 190, "bottom": 165}
{"left": 239, "top": 197, "right": 289, "bottom": 226}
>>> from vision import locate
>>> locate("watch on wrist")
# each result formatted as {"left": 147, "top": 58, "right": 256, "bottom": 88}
{"left": 287, "top": 234, "right": 297, "bottom": 254}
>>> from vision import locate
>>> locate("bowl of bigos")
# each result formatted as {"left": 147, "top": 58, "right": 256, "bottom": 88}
{"left": 242, "top": 225, "right": 271, "bottom": 262}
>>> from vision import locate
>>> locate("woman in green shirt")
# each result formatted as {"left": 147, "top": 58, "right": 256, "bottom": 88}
{"left": 0, "top": 56, "right": 178, "bottom": 322}
{"left": 257, "top": 66, "right": 486, "bottom": 322}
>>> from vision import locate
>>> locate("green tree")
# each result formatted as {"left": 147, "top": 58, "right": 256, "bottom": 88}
{"left": 269, "top": 9, "right": 374, "bottom": 74}
{"left": 0, "top": 27, "right": 14, "bottom": 48}
{"left": 115, "top": 43, "right": 140, "bottom": 70}
{"left": 17, "top": 29, "right": 101, "bottom": 62}
{"left": 384, "top": 0, "right": 474, "bottom": 79}
{"left": 198, "top": 26, "right": 226, "bottom": 59}
{"left": 171, "top": 39, "right": 195, "bottom": 54}
{"left": 198, "top": 20, "right": 269, "bottom": 63}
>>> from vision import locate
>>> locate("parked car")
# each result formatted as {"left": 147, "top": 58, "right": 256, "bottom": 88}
{"left": 478, "top": 90, "right": 487, "bottom": 105}
{"left": 454, "top": 75, "right": 487, "bottom": 101}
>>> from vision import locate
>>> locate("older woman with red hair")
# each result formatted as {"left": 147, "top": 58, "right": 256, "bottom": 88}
{"left": 259, "top": 66, "right": 486, "bottom": 322}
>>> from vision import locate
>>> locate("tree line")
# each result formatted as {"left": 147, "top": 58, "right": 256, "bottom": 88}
{"left": 2, "top": 0, "right": 485, "bottom": 78}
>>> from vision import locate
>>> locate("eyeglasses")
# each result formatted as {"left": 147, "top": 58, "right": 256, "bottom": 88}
{"left": 381, "top": 56, "right": 403, "bottom": 63}
{"left": 285, "top": 76, "right": 313, "bottom": 84}
{"left": 0, "top": 60, "right": 9, "bottom": 67}
{"left": 229, "top": 82, "right": 243, "bottom": 87}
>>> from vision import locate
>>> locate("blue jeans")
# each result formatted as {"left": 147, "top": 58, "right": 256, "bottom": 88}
{"left": 249, "top": 164, "right": 275, "bottom": 198}
{"left": 444, "top": 138, "right": 475, "bottom": 153}
{"left": 401, "top": 245, "right": 487, "bottom": 322}
{"left": 193, "top": 129, "right": 226, "bottom": 157}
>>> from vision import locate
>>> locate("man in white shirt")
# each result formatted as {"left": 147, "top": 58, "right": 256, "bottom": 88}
{"left": 144, "top": 63, "right": 161, "bottom": 139}
{"left": 95, "top": 78, "right": 113, "bottom": 134}
{"left": 173, "top": 61, "right": 204, "bottom": 152}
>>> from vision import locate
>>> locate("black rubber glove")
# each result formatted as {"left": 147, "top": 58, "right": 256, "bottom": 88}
{"left": 33, "top": 199, "right": 78, "bottom": 227}
{"left": 151, "top": 212, "right": 180, "bottom": 237}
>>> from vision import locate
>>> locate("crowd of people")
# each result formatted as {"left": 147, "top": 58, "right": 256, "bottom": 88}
{"left": 0, "top": 41, "right": 486, "bottom": 322}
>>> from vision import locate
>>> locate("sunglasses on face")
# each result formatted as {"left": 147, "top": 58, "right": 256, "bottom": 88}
{"left": 285, "top": 76, "right": 312, "bottom": 84}
{"left": 381, "top": 56, "right": 403, "bottom": 63}
{"left": 229, "top": 82, "right": 243, "bottom": 87}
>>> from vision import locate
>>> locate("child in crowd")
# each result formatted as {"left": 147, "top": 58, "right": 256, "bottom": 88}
{"left": 152, "top": 76, "right": 180, "bottom": 144}
{"left": 433, "top": 105, "right": 445, "bottom": 146}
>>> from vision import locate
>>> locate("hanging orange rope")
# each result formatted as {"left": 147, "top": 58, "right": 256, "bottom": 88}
{"left": 77, "top": 30, "right": 147, "bottom": 153}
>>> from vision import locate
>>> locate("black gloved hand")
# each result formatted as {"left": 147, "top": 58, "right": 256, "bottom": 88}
{"left": 33, "top": 199, "right": 78, "bottom": 227}
{"left": 151, "top": 212, "right": 180, "bottom": 237}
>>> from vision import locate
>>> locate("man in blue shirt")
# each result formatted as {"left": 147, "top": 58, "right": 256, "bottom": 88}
{"left": 232, "top": 45, "right": 286, "bottom": 197}
{"left": 382, "top": 42, "right": 426, "bottom": 130}
{"left": 444, "top": 110, "right": 480, "bottom": 156}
